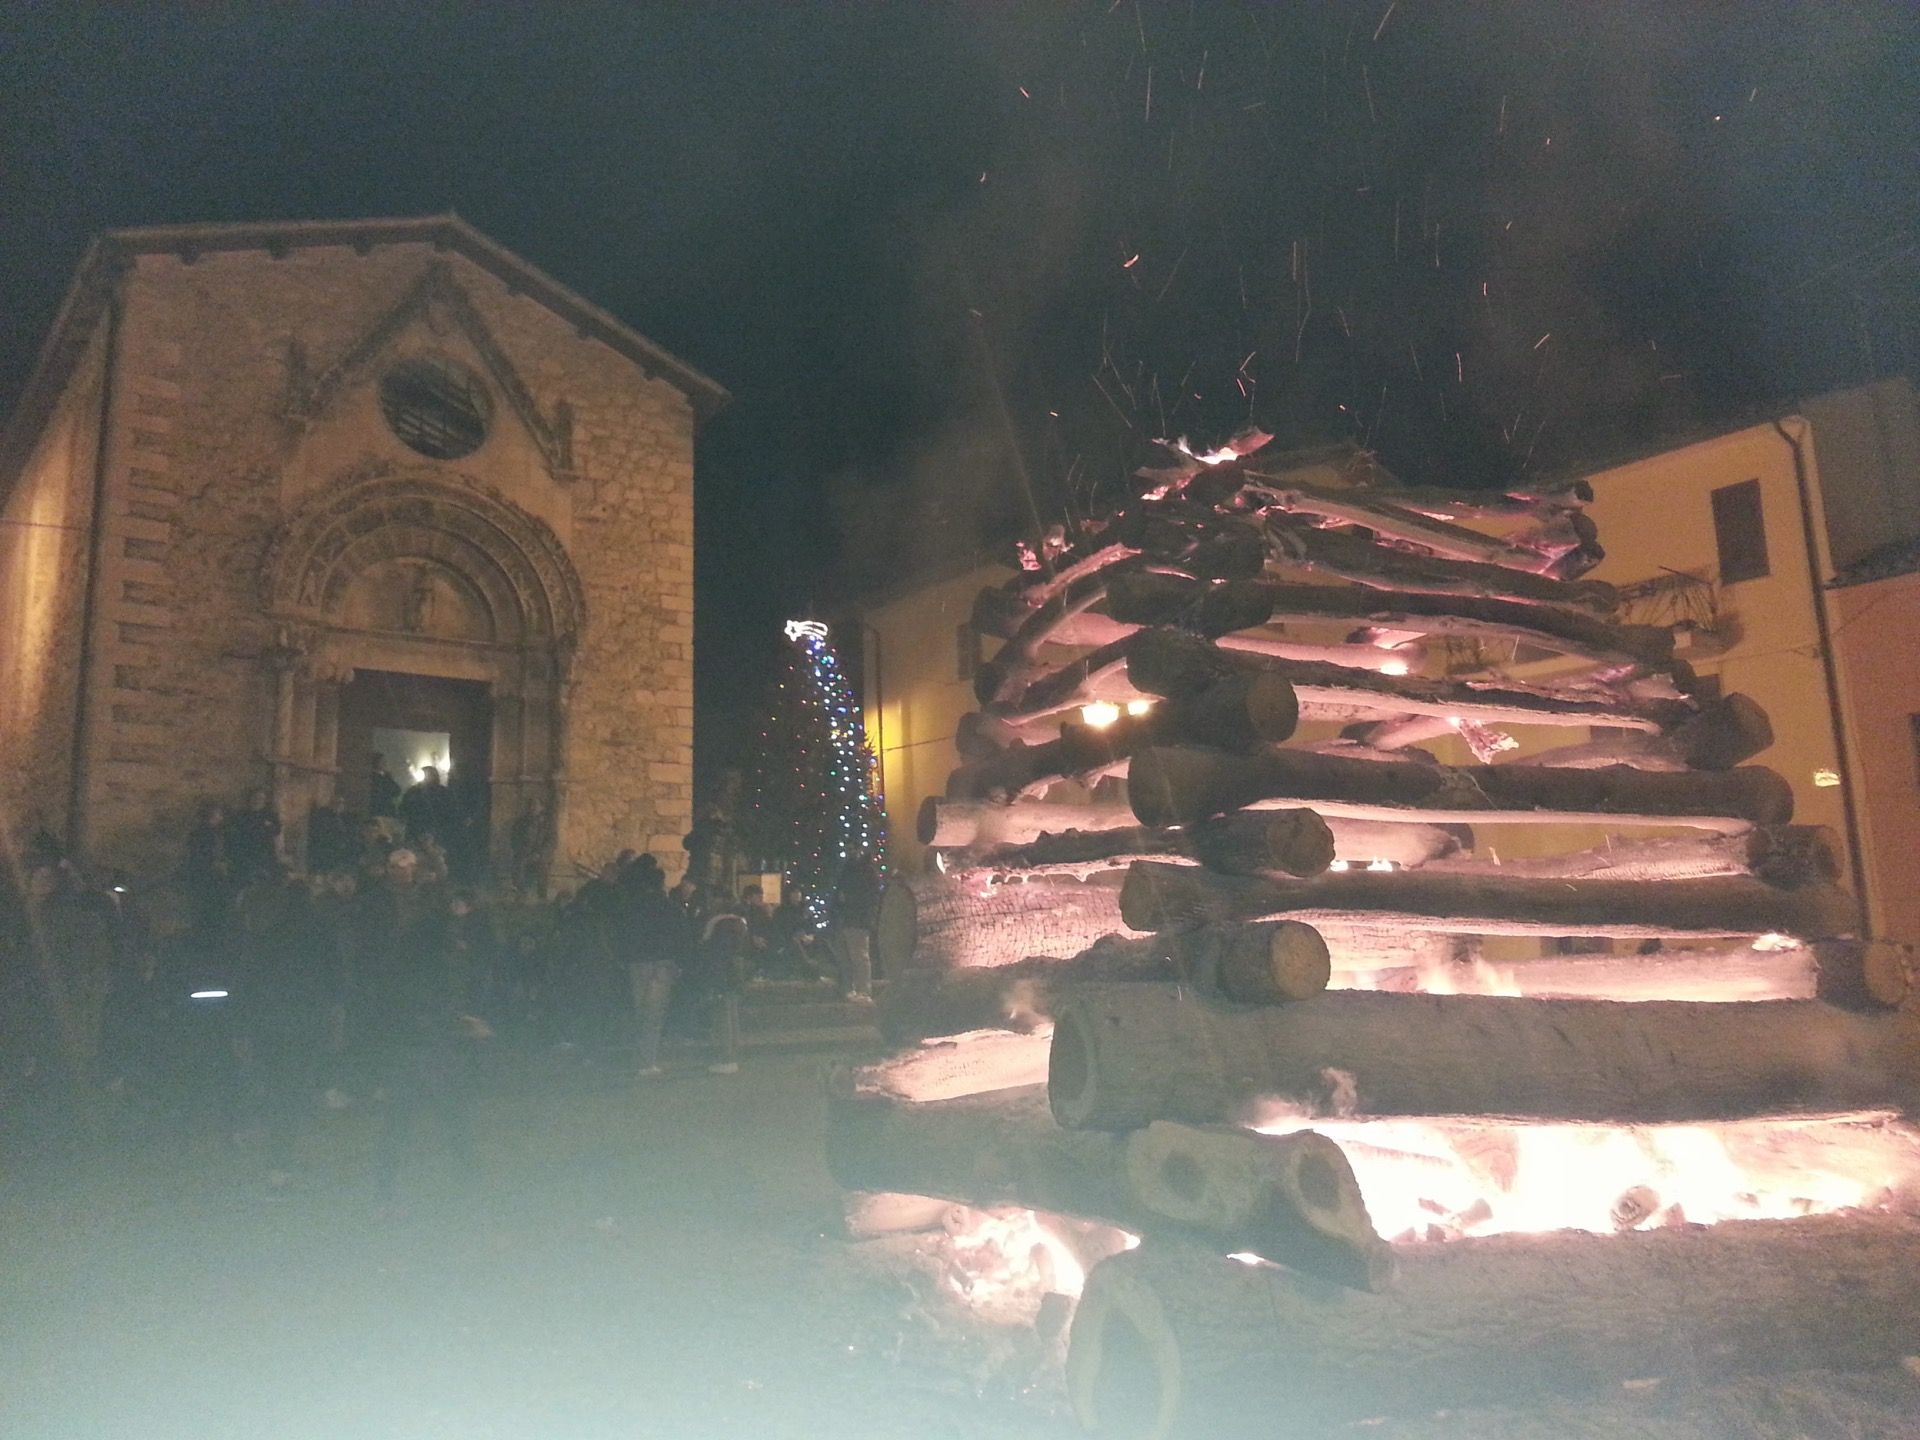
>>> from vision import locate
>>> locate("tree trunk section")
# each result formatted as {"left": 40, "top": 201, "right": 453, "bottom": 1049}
{"left": 1127, "top": 743, "right": 1794, "bottom": 832}
{"left": 1046, "top": 983, "right": 1909, "bottom": 1129}
{"left": 1066, "top": 1218, "right": 1920, "bottom": 1438}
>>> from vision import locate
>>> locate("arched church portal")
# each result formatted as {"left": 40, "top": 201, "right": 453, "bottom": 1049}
{"left": 261, "top": 468, "right": 586, "bottom": 874}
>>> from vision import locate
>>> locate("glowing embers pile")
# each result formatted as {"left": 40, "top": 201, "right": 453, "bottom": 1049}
{"left": 1254, "top": 1109, "right": 1920, "bottom": 1243}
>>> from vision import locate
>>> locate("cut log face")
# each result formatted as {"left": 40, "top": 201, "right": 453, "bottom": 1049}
{"left": 1046, "top": 983, "right": 1906, "bottom": 1129}
{"left": 824, "top": 1084, "right": 1388, "bottom": 1287}
{"left": 1067, "top": 1218, "right": 1920, "bottom": 1438}
{"left": 1128, "top": 743, "right": 1794, "bottom": 833}
{"left": 1117, "top": 859, "right": 1859, "bottom": 942}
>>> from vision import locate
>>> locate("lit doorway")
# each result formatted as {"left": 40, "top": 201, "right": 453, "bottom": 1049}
{"left": 337, "top": 669, "right": 494, "bottom": 875}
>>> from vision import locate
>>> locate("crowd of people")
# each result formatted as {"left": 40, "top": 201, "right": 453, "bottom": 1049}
{"left": 0, "top": 771, "right": 885, "bottom": 1198}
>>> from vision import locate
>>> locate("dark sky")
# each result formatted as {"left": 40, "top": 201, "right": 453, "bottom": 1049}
{"left": 3, "top": 2, "right": 1916, "bottom": 784}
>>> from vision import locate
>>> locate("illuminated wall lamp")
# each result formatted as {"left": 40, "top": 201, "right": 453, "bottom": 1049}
{"left": 1080, "top": 701, "right": 1122, "bottom": 728}
{"left": 1125, "top": 699, "right": 1154, "bottom": 717}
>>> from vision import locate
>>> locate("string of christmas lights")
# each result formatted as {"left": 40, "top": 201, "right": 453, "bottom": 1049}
{"left": 741, "top": 620, "right": 886, "bottom": 928}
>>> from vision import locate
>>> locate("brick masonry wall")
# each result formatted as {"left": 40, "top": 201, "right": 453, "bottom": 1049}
{"left": 57, "top": 241, "right": 695, "bottom": 880}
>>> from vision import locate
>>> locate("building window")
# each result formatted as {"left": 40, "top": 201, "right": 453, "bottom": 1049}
{"left": 1710, "top": 478, "right": 1769, "bottom": 583}
{"left": 955, "top": 622, "right": 979, "bottom": 681}
{"left": 380, "top": 356, "right": 492, "bottom": 460}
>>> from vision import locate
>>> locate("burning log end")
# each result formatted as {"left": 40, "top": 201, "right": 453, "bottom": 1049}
{"left": 1191, "top": 807, "right": 1334, "bottom": 878}
{"left": 1124, "top": 1123, "right": 1393, "bottom": 1293}
{"left": 1205, "top": 920, "right": 1332, "bottom": 1003}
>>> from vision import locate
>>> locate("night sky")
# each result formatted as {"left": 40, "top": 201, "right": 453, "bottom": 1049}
{"left": 4, "top": 2, "right": 1916, "bottom": 784}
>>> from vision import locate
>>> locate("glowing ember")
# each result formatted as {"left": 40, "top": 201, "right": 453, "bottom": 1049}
{"left": 1252, "top": 1110, "right": 1920, "bottom": 1243}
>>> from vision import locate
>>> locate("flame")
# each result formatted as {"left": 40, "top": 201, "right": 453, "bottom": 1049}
{"left": 926, "top": 1205, "right": 1138, "bottom": 1324}
{"left": 1252, "top": 1110, "right": 1920, "bottom": 1244}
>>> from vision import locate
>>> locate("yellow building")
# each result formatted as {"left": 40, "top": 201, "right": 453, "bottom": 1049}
{"left": 856, "top": 380, "right": 1920, "bottom": 952}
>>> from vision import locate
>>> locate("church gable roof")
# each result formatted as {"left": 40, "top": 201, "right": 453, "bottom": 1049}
{"left": 1, "top": 214, "right": 728, "bottom": 502}
{"left": 110, "top": 214, "right": 728, "bottom": 421}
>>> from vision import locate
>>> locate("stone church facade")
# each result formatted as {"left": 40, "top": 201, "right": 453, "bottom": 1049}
{"left": 0, "top": 215, "right": 724, "bottom": 881}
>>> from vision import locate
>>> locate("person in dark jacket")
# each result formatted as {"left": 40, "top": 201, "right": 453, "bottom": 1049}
{"left": 306, "top": 794, "right": 357, "bottom": 876}
{"left": 618, "top": 855, "right": 683, "bottom": 1077}
{"left": 828, "top": 851, "right": 882, "bottom": 1001}
{"left": 693, "top": 899, "right": 751, "bottom": 1074}
{"left": 229, "top": 788, "right": 283, "bottom": 885}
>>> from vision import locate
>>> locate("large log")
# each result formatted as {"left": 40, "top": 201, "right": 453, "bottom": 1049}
{"left": 921, "top": 794, "right": 1465, "bottom": 868}
{"left": 1117, "top": 860, "right": 1859, "bottom": 941}
{"left": 920, "top": 796, "right": 1138, "bottom": 849}
{"left": 1241, "top": 476, "right": 1584, "bottom": 575}
{"left": 824, "top": 1082, "right": 1388, "bottom": 1288}
{"left": 1197, "top": 577, "right": 1672, "bottom": 670}
{"left": 946, "top": 672, "right": 1301, "bottom": 800}
{"left": 1127, "top": 744, "right": 1794, "bottom": 833}
{"left": 1344, "top": 943, "right": 1826, "bottom": 1003}
{"left": 1046, "top": 983, "right": 1909, "bottom": 1129}
{"left": 1266, "top": 518, "right": 1619, "bottom": 613}
{"left": 954, "top": 809, "right": 1335, "bottom": 882}
{"left": 873, "top": 872, "right": 1135, "bottom": 975}
{"left": 1420, "top": 826, "right": 1842, "bottom": 889}
{"left": 1066, "top": 1218, "right": 1920, "bottom": 1438}
{"left": 880, "top": 922, "right": 1332, "bottom": 1044}
{"left": 1127, "top": 628, "right": 1688, "bottom": 735}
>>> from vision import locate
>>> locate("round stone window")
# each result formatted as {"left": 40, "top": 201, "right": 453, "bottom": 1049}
{"left": 379, "top": 356, "right": 492, "bottom": 459}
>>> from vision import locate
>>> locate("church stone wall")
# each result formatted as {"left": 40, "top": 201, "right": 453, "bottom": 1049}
{"left": 0, "top": 320, "right": 108, "bottom": 850}
{"left": 44, "top": 238, "right": 696, "bottom": 881}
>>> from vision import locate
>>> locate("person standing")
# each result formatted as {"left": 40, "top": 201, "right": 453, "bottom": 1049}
{"left": 828, "top": 851, "right": 881, "bottom": 1002}
{"left": 230, "top": 788, "right": 282, "bottom": 886}
{"left": 617, "top": 855, "right": 680, "bottom": 1077}
{"left": 367, "top": 753, "right": 401, "bottom": 823}
{"left": 183, "top": 801, "right": 233, "bottom": 937}
{"left": 695, "top": 897, "right": 750, "bottom": 1074}
{"left": 307, "top": 794, "right": 356, "bottom": 876}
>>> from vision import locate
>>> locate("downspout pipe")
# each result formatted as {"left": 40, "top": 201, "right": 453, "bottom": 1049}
{"left": 1773, "top": 415, "right": 1872, "bottom": 934}
{"left": 66, "top": 283, "right": 126, "bottom": 859}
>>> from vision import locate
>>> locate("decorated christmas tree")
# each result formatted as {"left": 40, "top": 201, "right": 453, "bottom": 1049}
{"left": 741, "top": 620, "right": 886, "bottom": 927}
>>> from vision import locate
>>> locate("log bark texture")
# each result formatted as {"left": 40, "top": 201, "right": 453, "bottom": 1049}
{"left": 824, "top": 1083, "right": 1388, "bottom": 1287}
{"left": 1266, "top": 518, "right": 1618, "bottom": 612}
{"left": 1127, "top": 743, "right": 1794, "bottom": 832}
{"left": 873, "top": 873, "right": 1135, "bottom": 975}
{"left": 1046, "top": 983, "right": 1909, "bottom": 1129}
{"left": 1117, "top": 860, "right": 1859, "bottom": 941}
{"left": 1418, "top": 827, "right": 1841, "bottom": 889}
{"left": 1066, "top": 1218, "right": 1920, "bottom": 1438}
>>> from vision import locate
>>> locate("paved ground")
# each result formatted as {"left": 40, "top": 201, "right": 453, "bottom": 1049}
{"left": 0, "top": 1042, "right": 1075, "bottom": 1440}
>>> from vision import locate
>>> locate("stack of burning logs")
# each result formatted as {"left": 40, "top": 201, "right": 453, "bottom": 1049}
{"left": 826, "top": 438, "right": 1920, "bottom": 1438}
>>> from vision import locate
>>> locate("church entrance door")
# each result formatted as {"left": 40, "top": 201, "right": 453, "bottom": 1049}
{"left": 339, "top": 669, "right": 493, "bottom": 874}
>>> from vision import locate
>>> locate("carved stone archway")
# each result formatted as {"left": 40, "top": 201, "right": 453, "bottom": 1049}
{"left": 261, "top": 463, "right": 586, "bottom": 874}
